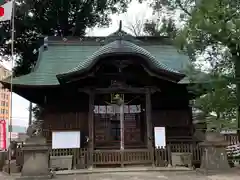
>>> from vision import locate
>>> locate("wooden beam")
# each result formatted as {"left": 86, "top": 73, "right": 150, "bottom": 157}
{"left": 88, "top": 90, "right": 95, "bottom": 168}
{"left": 78, "top": 87, "right": 160, "bottom": 94}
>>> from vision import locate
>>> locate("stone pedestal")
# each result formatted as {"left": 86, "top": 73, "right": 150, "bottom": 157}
{"left": 2, "top": 160, "right": 21, "bottom": 173}
{"left": 198, "top": 132, "right": 230, "bottom": 174}
{"left": 16, "top": 136, "right": 52, "bottom": 179}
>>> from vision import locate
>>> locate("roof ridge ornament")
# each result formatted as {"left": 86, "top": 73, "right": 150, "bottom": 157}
{"left": 104, "top": 20, "right": 142, "bottom": 44}
{"left": 118, "top": 20, "right": 122, "bottom": 32}
{"left": 117, "top": 20, "right": 124, "bottom": 39}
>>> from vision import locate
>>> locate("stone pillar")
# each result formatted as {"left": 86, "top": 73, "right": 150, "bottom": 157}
{"left": 17, "top": 136, "right": 51, "bottom": 179}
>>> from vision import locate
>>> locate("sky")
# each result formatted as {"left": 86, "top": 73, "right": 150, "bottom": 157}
{"left": 0, "top": 0, "right": 152, "bottom": 127}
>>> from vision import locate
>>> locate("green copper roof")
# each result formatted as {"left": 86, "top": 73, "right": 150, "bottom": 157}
{"left": 58, "top": 40, "right": 182, "bottom": 80}
{"left": 8, "top": 39, "right": 191, "bottom": 86}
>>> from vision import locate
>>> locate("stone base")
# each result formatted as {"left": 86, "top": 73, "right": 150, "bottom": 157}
{"left": 88, "top": 166, "right": 93, "bottom": 170}
{"left": 20, "top": 136, "right": 51, "bottom": 179}
{"left": 200, "top": 146, "right": 230, "bottom": 170}
{"left": 16, "top": 174, "right": 53, "bottom": 180}
{"left": 196, "top": 168, "right": 235, "bottom": 175}
{"left": 21, "top": 150, "right": 50, "bottom": 177}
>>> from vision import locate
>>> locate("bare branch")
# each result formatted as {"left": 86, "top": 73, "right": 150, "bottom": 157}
{"left": 176, "top": 0, "right": 191, "bottom": 16}
{"left": 124, "top": 12, "right": 147, "bottom": 36}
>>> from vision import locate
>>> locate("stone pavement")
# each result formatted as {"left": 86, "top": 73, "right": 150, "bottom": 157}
{"left": 55, "top": 171, "right": 239, "bottom": 180}
{"left": 0, "top": 171, "right": 240, "bottom": 180}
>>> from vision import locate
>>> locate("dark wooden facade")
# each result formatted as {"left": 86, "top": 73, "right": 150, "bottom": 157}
{"left": 40, "top": 55, "right": 194, "bottom": 151}
{"left": 42, "top": 108, "right": 193, "bottom": 146}
{"left": 2, "top": 25, "right": 201, "bottom": 167}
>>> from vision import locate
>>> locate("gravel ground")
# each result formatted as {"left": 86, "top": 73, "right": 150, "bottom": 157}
{"left": 0, "top": 171, "right": 239, "bottom": 180}
{"left": 55, "top": 171, "right": 239, "bottom": 180}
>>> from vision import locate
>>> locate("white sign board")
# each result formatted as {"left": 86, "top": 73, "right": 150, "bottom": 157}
{"left": 9, "top": 132, "right": 19, "bottom": 139}
{"left": 154, "top": 127, "right": 166, "bottom": 148}
{"left": 52, "top": 131, "right": 81, "bottom": 149}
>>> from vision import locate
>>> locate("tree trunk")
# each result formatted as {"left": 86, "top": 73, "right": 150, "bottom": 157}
{"left": 233, "top": 54, "right": 240, "bottom": 141}
{"left": 59, "top": 0, "right": 69, "bottom": 36}
{"left": 28, "top": 102, "right": 32, "bottom": 125}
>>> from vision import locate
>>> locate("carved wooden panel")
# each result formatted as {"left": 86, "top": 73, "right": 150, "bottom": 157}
{"left": 94, "top": 114, "right": 109, "bottom": 142}
{"left": 124, "top": 114, "right": 141, "bottom": 143}
{"left": 94, "top": 112, "right": 143, "bottom": 147}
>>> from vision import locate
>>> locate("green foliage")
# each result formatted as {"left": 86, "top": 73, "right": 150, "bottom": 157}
{"left": 0, "top": 0, "right": 139, "bottom": 119}
{"left": 185, "top": 65, "right": 237, "bottom": 130}
{"left": 149, "top": 0, "right": 240, "bottom": 130}
{"left": 144, "top": 17, "right": 177, "bottom": 38}
{"left": 194, "top": 76, "right": 236, "bottom": 130}
{"left": 151, "top": 0, "right": 240, "bottom": 64}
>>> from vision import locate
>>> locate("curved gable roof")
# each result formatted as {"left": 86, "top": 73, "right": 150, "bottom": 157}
{"left": 3, "top": 36, "right": 191, "bottom": 86}
{"left": 57, "top": 40, "right": 184, "bottom": 83}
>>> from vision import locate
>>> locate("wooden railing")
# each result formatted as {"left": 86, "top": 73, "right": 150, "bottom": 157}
{"left": 93, "top": 150, "right": 121, "bottom": 165}
{"left": 155, "top": 146, "right": 169, "bottom": 166}
{"left": 123, "top": 149, "right": 152, "bottom": 165}
{"left": 50, "top": 148, "right": 88, "bottom": 169}
{"left": 15, "top": 142, "right": 239, "bottom": 169}
{"left": 224, "top": 135, "right": 239, "bottom": 145}
{"left": 15, "top": 144, "right": 201, "bottom": 168}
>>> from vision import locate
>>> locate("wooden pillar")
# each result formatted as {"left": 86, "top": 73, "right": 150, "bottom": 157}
{"left": 189, "top": 103, "right": 194, "bottom": 136}
{"left": 120, "top": 104, "right": 125, "bottom": 150}
{"left": 120, "top": 104, "right": 125, "bottom": 167}
{"left": 145, "top": 87, "right": 154, "bottom": 166}
{"left": 88, "top": 90, "right": 95, "bottom": 169}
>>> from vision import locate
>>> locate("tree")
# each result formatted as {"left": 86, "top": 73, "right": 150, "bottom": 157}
{"left": 144, "top": 17, "right": 178, "bottom": 38}
{"left": 184, "top": 64, "right": 237, "bottom": 131}
{"left": 125, "top": 12, "right": 146, "bottom": 36}
{"left": 150, "top": 0, "right": 240, "bottom": 137}
{"left": 194, "top": 75, "right": 237, "bottom": 131}
{"left": 0, "top": 0, "right": 142, "bottom": 119}
{"left": 1, "top": 0, "right": 142, "bottom": 75}
{"left": 125, "top": 15, "right": 178, "bottom": 37}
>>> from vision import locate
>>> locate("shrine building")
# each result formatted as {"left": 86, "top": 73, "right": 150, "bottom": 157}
{"left": 1, "top": 22, "right": 206, "bottom": 168}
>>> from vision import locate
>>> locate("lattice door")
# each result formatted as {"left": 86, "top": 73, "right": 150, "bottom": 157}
{"left": 124, "top": 113, "right": 141, "bottom": 143}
